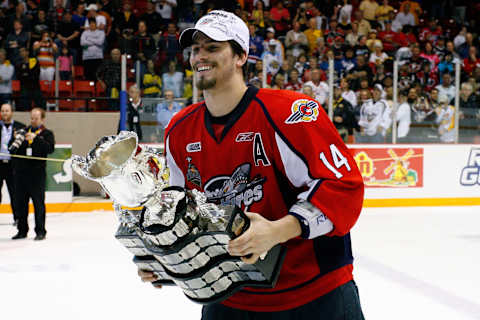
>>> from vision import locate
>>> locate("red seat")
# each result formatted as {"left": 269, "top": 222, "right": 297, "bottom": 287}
{"left": 74, "top": 80, "right": 96, "bottom": 96}
{"left": 12, "top": 80, "right": 20, "bottom": 94}
{"left": 95, "top": 81, "right": 106, "bottom": 96}
{"left": 74, "top": 65, "right": 84, "bottom": 80}
{"left": 39, "top": 80, "right": 53, "bottom": 96}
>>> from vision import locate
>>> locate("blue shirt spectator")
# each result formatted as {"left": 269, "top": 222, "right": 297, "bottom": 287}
{"left": 156, "top": 90, "right": 183, "bottom": 128}
{"left": 162, "top": 61, "right": 184, "bottom": 98}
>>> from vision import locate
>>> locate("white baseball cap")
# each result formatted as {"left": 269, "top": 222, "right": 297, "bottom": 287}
{"left": 180, "top": 10, "right": 250, "bottom": 56}
{"left": 86, "top": 4, "right": 98, "bottom": 11}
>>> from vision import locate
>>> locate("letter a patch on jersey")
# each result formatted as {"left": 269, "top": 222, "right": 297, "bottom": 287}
{"left": 253, "top": 133, "right": 271, "bottom": 166}
{"left": 285, "top": 99, "right": 319, "bottom": 124}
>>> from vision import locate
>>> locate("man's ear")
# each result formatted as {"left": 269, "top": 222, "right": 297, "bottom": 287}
{"left": 236, "top": 52, "right": 248, "bottom": 68}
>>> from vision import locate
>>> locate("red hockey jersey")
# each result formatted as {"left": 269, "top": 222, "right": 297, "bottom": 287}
{"left": 164, "top": 86, "right": 364, "bottom": 312}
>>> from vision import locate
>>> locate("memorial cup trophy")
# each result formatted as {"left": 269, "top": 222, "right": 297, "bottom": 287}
{"left": 71, "top": 131, "right": 286, "bottom": 304}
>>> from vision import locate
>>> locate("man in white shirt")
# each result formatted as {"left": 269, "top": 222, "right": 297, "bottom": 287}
{"left": 396, "top": 89, "right": 411, "bottom": 142}
{"left": 303, "top": 68, "right": 329, "bottom": 105}
{"left": 435, "top": 73, "right": 455, "bottom": 104}
{"left": 84, "top": 4, "right": 106, "bottom": 31}
{"left": 392, "top": 4, "right": 415, "bottom": 32}
{"left": 356, "top": 88, "right": 384, "bottom": 143}
{"left": 261, "top": 39, "right": 282, "bottom": 76}
{"left": 435, "top": 94, "right": 456, "bottom": 143}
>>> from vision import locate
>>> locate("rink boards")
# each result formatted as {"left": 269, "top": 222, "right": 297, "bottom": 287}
{"left": 1, "top": 143, "right": 479, "bottom": 213}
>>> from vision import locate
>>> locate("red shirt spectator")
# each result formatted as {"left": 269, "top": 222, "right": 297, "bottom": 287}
{"left": 270, "top": 2, "right": 291, "bottom": 35}
{"left": 378, "top": 21, "right": 398, "bottom": 53}
{"left": 463, "top": 47, "right": 480, "bottom": 76}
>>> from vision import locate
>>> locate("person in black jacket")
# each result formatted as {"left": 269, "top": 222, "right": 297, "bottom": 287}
{"left": 15, "top": 47, "right": 46, "bottom": 111}
{"left": 12, "top": 108, "right": 55, "bottom": 240}
{"left": 0, "top": 103, "right": 25, "bottom": 225}
{"left": 118, "top": 84, "right": 143, "bottom": 140}
{"left": 333, "top": 85, "right": 357, "bottom": 142}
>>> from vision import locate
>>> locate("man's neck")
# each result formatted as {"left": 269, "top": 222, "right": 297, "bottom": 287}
{"left": 3, "top": 120, "right": 12, "bottom": 125}
{"left": 203, "top": 75, "right": 248, "bottom": 117}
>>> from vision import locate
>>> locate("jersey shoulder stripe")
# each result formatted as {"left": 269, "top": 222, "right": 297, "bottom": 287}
{"left": 164, "top": 102, "right": 204, "bottom": 138}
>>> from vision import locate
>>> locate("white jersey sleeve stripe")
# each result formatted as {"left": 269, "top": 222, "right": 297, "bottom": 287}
{"left": 165, "top": 136, "right": 185, "bottom": 187}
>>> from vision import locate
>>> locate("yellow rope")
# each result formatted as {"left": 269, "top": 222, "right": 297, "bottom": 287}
{"left": 354, "top": 153, "right": 425, "bottom": 163}
{"left": 0, "top": 152, "right": 67, "bottom": 162}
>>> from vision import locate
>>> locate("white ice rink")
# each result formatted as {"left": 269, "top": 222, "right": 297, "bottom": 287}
{"left": 1, "top": 206, "right": 479, "bottom": 320}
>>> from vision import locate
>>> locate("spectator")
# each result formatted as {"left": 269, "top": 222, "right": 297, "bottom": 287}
{"left": 7, "top": 2, "right": 30, "bottom": 34}
{"left": 369, "top": 42, "right": 388, "bottom": 65}
{"left": 11, "top": 107, "right": 55, "bottom": 241}
{"left": 399, "top": 0, "right": 423, "bottom": 25}
{"left": 458, "top": 33, "right": 477, "bottom": 60}
{"left": 56, "top": 10, "right": 81, "bottom": 62}
{"left": 84, "top": 4, "right": 106, "bottom": 31}
{"left": 348, "top": 54, "right": 373, "bottom": 89}
{"left": 143, "top": 59, "right": 162, "bottom": 97}
{"left": 333, "top": 84, "right": 356, "bottom": 142}
{"left": 80, "top": 18, "right": 105, "bottom": 81}
{"left": 157, "top": 22, "right": 182, "bottom": 66}
{"left": 354, "top": 10, "right": 371, "bottom": 37}
{"left": 285, "top": 21, "right": 308, "bottom": 58}
{"left": 15, "top": 47, "right": 45, "bottom": 111}
{"left": 417, "top": 62, "right": 439, "bottom": 92}
{"left": 114, "top": 1, "right": 137, "bottom": 42}
{"left": 303, "top": 68, "right": 329, "bottom": 105}
{"left": 459, "top": 82, "right": 478, "bottom": 109}
{"left": 33, "top": 30, "right": 58, "bottom": 81}
{"left": 140, "top": 1, "right": 162, "bottom": 35}
{"left": 359, "top": 0, "right": 379, "bottom": 28}
{"left": 453, "top": 26, "right": 467, "bottom": 49}
{"left": 247, "top": 24, "right": 264, "bottom": 73}
{"left": 135, "top": 20, "right": 157, "bottom": 63}
{"left": 366, "top": 30, "right": 382, "bottom": 51}
{"left": 375, "top": 0, "right": 394, "bottom": 27}
{"left": 338, "top": 0, "right": 353, "bottom": 25}
{"left": 372, "top": 84, "right": 391, "bottom": 139}
{"left": 393, "top": 4, "right": 415, "bottom": 32}
{"left": 0, "top": 103, "right": 25, "bottom": 225}
{"left": 31, "top": 9, "right": 52, "bottom": 45}
{"left": 445, "top": 40, "right": 461, "bottom": 63}
{"left": 0, "top": 49, "right": 14, "bottom": 105}
{"left": 58, "top": 47, "right": 73, "bottom": 80}
{"left": 395, "top": 89, "right": 412, "bottom": 142}
{"left": 269, "top": 1, "right": 290, "bottom": 36}
{"left": 156, "top": 89, "right": 182, "bottom": 128}
{"left": 123, "top": 84, "right": 143, "bottom": 141}
{"left": 435, "top": 94, "right": 456, "bottom": 142}
{"left": 97, "top": 48, "right": 122, "bottom": 109}
{"left": 340, "top": 77, "right": 357, "bottom": 108}
{"left": 345, "top": 21, "right": 360, "bottom": 46}
{"left": 285, "top": 69, "right": 303, "bottom": 91}
{"left": 420, "top": 42, "right": 440, "bottom": 71}
{"left": 356, "top": 88, "right": 384, "bottom": 143}
{"left": 271, "top": 72, "right": 285, "bottom": 89}
{"left": 156, "top": 0, "right": 177, "bottom": 27}
{"left": 435, "top": 73, "right": 455, "bottom": 103}
{"left": 459, "top": 82, "right": 479, "bottom": 142}
{"left": 438, "top": 52, "right": 454, "bottom": 77}
{"left": 251, "top": 0, "right": 266, "bottom": 33}
{"left": 261, "top": 39, "right": 282, "bottom": 77}
{"left": 324, "top": 18, "right": 344, "bottom": 45}
{"left": 378, "top": 20, "right": 397, "bottom": 54}
{"left": 6, "top": 20, "right": 30, "bottom": 66}
{"left": 96, "top": 2, "right": 113, "bottom": 43}
{"left": 354, "top": 35, "right": 370, "bottom": 58}
{"left": 72, "top": 4, "right": 87, "bottom": 28}
{"left": 162, "top": 60, "right": 183, "bottom": 98}
{"left": 302, "top": 84, "right": 315, "bottom": 99}
{"left": 263, "top": 27, "right": 284, "bottom": 61}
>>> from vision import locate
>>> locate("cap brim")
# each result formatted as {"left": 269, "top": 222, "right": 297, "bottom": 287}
{"left": 179, "top": 27, "right": 231, "bottom": 50}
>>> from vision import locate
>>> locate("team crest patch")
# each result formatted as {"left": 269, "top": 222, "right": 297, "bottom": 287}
{"left": 186, "top": 157, "right": 202, "bottom": 187}
{"left": 285, "top": 99, "right": 319, "bottom": 124}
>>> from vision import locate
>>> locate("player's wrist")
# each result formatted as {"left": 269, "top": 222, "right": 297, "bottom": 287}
{"left": 272, "top": 215, "right": 302, "bottom": 244}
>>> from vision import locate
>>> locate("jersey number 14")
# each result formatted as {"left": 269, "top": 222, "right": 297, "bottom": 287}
{"left": 319, "top": 144, "right": 351, "bottom": 179}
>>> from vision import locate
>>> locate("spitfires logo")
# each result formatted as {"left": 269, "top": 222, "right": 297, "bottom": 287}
{"left": 460, "top": 148, "right": 480, "bottom": 186}
{"left": 285, "top": 99, "right": 319, "bottom": 124}
{"left": 204, "top": 163, "right": 266, "bottom": 208}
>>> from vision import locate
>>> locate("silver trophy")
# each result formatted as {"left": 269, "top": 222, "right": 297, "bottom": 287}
{"left": 71, "top": 131, "right": 286, "bottom": 304}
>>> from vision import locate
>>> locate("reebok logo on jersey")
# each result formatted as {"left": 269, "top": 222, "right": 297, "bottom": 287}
{"left": 460, "top": 148, "right": 480, "bottom": 185}
{"left": 235, "top": 132, "right": 254, "bottom": 142}
{"left": 186, "top": 142, "right": 201, "bottom": 152}
{"left": 285, "top": 99, "right": 319, "bottom": 124}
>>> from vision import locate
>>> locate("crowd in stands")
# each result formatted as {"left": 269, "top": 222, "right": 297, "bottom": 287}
{"left": 0, "top": 0, "right": 479, "bottom": 142}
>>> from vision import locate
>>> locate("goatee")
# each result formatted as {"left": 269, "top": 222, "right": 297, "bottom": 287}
{"left": 196, "top": 77, "right": 216, "bottom": 90}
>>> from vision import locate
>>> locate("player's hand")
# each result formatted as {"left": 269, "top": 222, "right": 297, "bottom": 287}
{"left": 137, "top": 269, "right": 162, "bottom": 288}
{"left": 227, "top": 212, "right": 282, "bottom": 265}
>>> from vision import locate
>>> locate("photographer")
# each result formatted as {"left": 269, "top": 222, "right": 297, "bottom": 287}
{"left": 33, "top": 31, "right": 58, "bottom": 81}
{"left": 0, "top": 103, "right": 25, "bottom": 225}
{"left": 12, "top": 108, "right": 55, "bottom": 241}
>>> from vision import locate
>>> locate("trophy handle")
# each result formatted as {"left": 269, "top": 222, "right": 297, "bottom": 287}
{"left": 226, "top": 206, "right": 250, "bottom": 239}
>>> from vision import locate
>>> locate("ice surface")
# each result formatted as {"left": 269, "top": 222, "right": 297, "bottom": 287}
{"left": 1, "top": 206, "right": 479, "bottom": 320}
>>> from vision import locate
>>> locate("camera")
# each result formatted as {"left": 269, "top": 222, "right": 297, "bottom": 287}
{"left": 8, "top": 129, "right": 26, "bottom": 154}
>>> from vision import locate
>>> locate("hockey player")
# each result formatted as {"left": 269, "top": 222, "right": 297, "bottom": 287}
{"left": 138, "top": 10, "right": 365, "bottom": 320}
